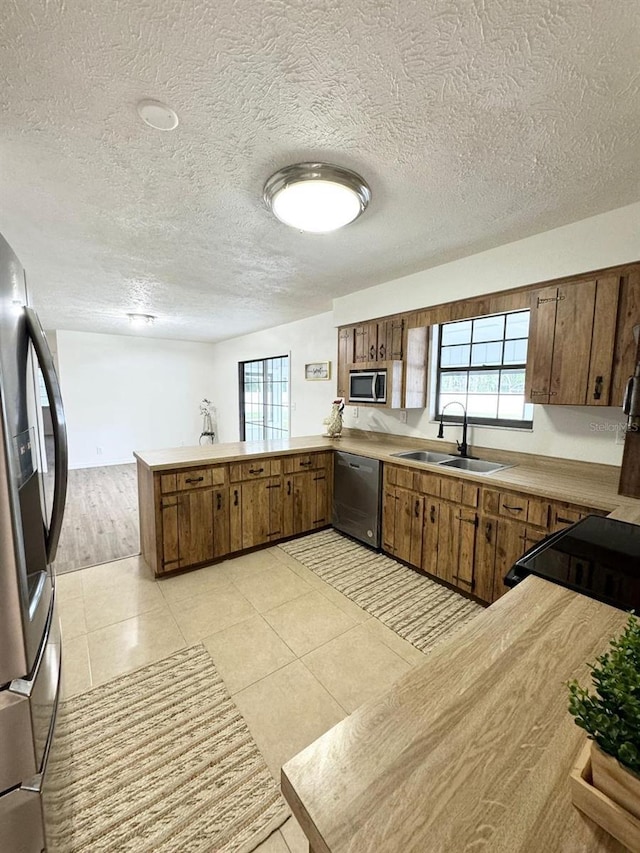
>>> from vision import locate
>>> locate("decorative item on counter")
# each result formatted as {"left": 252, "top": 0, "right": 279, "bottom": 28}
{"left": 568, "top": 614, "right": 640, "bottom": 851}
{"left": 199, "top": 398, "right": 216, "bottom": 445}
{"left": 323, "top": 398, "right": 345, "bottom": 437}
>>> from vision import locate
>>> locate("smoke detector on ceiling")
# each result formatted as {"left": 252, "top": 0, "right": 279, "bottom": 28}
{"left": 127, "top": 313, "right": 156, "bottom": 326}
{"left": 136, "top": 99, "right": 179, "bottom": 131}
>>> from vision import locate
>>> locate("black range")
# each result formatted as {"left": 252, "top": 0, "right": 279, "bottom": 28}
{"left": 505, "top": 514, "right": 640, "bottom": 612}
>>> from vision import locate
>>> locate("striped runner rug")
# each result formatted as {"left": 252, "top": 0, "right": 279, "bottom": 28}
{"left": 279, "top": 529, "right": 483, "bottom": 653}
{"left": 45, "top": 645, "right": 289, "bottom": 853}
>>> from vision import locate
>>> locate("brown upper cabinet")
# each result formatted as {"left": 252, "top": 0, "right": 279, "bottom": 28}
{"left": 525, "top": 275, "right": 621, "bottom": 406}
{"left": 354, "top": 318, "right": 404, "bottom": 363}
{"left": 338, "top": 313, "right": 428, "bottom": 409}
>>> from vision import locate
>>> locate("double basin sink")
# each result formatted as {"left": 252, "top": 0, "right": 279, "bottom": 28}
{"left": 390, "top": 450, "right": 513, "bottom": 474}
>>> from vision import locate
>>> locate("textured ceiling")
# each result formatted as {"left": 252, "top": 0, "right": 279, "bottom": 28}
{"left": 1, "top": 0, "right": 639, "bottom": 342}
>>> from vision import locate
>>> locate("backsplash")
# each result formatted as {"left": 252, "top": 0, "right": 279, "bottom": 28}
{"left": 343, "top": 403, "right": 625, "bottom": 467}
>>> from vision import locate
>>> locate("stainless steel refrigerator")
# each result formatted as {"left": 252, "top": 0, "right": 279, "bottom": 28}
{"left": 0, "top": 232, "right": 68, "bottom": 852}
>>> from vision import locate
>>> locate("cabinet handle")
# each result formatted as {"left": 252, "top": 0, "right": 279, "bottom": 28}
{"left": 414, "top": 499, "right": 420, "bottom": 518}
{"left": 529, "top": 390, "right": 548, "bottom": 397}
{"left": 249, "top": 467, "right": 264, "bottom": 475}
{"left": 379, "top": 343, "right": 386, "bottom": 359}
{"left": 593, "top": 375, "right": 604, "bottom": 400}
{"left": 369, "top": 344, "right": 376, "bottom": 360}
{"left": 457, "top": 514, "right": 478, "bottom": 526}
{"left": 556, "top": 514, "right": 575, "bottom": 525}
{"left": 287, "top": 480, "right": 292, "bottom": 496}
{"left": 233, "top": 489, "right": 238, "bottom": 506}
{"left": 430, "top": 505, "right": 436, "bottom": 523}
{"left": 185, "top": 476, "right": 204, "bottom": 483}
{"left": 485, "top": 521, "right": 492, "bottom": 543}
{"left": 502, "top": 504, "right": 524, "bottom": 512}
{"left": 216, "top": 493, "right": 222, "bottom": 510}
{"left": 266, "top": 483, "right": 281, "bottom": 489}
{"left": 299, "top": 460, "right": 312, "bottom": 467}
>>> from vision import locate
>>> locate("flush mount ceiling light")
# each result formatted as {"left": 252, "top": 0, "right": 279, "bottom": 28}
{"left": 136, "top": 99, "right": 179, "bottom": 131}
{"left": 127, "top": 313, "right": 156, "bottom": 326}
{"left": 263, "top": 163, "right": 371, "bottom": 233}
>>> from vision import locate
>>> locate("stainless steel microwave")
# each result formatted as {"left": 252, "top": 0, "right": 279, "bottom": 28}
{"left": 349, "top": 369, "right": 387, "bottom": 403}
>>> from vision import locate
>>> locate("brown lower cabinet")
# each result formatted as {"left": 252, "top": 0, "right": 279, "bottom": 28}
{"left": 161, "top": 487, "right": 229, "bottom": 573}
{"left": 382, "top": 463, "right": 605, "bottom": 604}
{"left": 283, "top": 468, "right": 331, "bottom": 538}
{"left": 230, "top": 477, "right": 283, "bottom": 551}
{"left": 140, "top": 451, "right": 333, "bottom": 576}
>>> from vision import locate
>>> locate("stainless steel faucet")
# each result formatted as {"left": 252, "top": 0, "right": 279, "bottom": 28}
{"left": 437, "top": 401, "right": 474, "bottom": 458}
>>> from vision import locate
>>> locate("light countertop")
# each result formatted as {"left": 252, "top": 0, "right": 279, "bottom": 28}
{"left": 134, "top": 430, "right": 640, "bottom": 517}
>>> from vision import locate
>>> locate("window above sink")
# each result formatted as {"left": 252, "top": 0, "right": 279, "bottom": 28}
{"left": 435, "top": 311, "right": 533, "bottom": 429}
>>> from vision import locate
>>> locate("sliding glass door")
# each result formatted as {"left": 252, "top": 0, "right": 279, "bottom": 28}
{"left": 239, "top": 355, "right": 290, "bottom": 441}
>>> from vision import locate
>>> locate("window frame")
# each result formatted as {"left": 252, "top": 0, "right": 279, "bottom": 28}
{"left": 435, "top": 311, "right": 533, "bottom": 430}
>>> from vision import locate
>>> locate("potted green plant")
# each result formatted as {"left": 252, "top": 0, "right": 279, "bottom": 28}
{"left": 568, "top": 614, "right": 640, "bottom": 820}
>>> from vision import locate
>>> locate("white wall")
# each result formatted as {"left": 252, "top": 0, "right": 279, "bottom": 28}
{"left": 333, "top": 203, "right": 640, "bottom": 466}
{"left": 334, "top": 201, "right": 640, "bottom": 325}
{"left": 56, "top": 331, "right": 216, "bottom": 468}
{"left": 210, "top": 312, "right": 336, "bottom": 443}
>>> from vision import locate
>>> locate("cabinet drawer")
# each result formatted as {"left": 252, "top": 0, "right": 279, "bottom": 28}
{"left": 483, "top": 488, "right": 548, "bottom": 526}
{"left": 283, "top": 453, "right": 327, "bottom": 474}
{"left": 526, "top": 496, "right": 550, "bottom": 529}
{"left": 160, "top": 466, "right": 226, "bottom": 493}
{"left": 440, "top": 478, "right": 462, "bottom": 504}
{"left": 549, "top": 504, "right": 582, "bottom": 532}
{"left": 230, "top": 460, "right": 272, "bottom": 481}
{"left": 413, "top": 470, "right": 441, "bottom": 498}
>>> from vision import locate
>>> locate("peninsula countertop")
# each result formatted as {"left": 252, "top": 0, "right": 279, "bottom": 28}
{"left": 134, "top": 430, "right": 640, "bottom": 516}
{"left": 281, "top": 577, "right": 630, "bottom": 853}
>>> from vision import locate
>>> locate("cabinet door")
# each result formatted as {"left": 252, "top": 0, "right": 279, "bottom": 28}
{"left": 393, "top": 489, "right": 423, "bottom": 568}
{"left": 525, "top": 285, "right": 559, "bottom": 405}
{"left": 354, "top": 323, "right": 378, "bottom": 362}
{"left": 549, "top": 280, "right": 597, "bottom": 405}
{"left": 266, "top": 477, "right": 283, "bottom": 541}
{"left": 421, "top": 498, "right": 440, "bottom": 576}
{"left": 494, "top": 519, "right": 527, "bottom": 602}
{"left": 435, "top": 503, "right": 457, "bottom": 585}
{"left": 337, "top": 328, "right": 354, "bottom": 397}
{"left": 229, "top": 485, "right": 242, "bottom": 552}
{"left": 474, "top": 517, "right": 497, "bottom": 603}
{"left": 212, "top": 488, "right": 230, "bottom": 558}
{"left": 173, "top": 489, "right": 215, "bottom": 568}
{"left": 377, "top": 318, "right": 404, "bottom": 361}
{"left": 587, "top": 274, "right": 620, "bottom": 406}
{"left": 454, "top": 508, "right": 477, "bottom": 591}
{"left": 382, "top": 485, "right": 397, "bottom": 553}
{"left": 312, "top": 468, "right": 329, "bottom": 528}
{"left": 291, "top": 470, "right": 317, "bottom": 535}
{"left": 161, "top": 495, "right": 180, "bottom": 573}
{"left": 240, "top": 479, "right": 271, "bottom": 549}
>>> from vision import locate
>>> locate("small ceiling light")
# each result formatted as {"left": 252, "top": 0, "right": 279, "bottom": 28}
{"left": 136, "top": 99, "right": 179, "bottom": 131}
{"left": 127, "top": 313, "right": 156, "bottom": 326}
{"left": 263, "top": 163, "right": 371, "bottom": 233}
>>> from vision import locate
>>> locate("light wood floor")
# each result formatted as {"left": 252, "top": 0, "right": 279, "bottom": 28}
{"left": 45, "top": 463, "right": 140, "bottom": 574}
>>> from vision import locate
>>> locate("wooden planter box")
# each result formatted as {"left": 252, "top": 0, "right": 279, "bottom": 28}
{"left": 570, "top": 742, "right": 640, "bottom": 853}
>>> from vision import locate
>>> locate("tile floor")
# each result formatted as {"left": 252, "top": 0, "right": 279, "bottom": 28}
{"left": 57, "top": 543, "right": 427, "bottom": 853}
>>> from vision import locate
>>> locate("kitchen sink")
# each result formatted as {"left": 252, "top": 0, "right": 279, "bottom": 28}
{"left": 439, "top": 457, "right": 512, "bottom": 474}
{"left": 391, "top": 450, "right": 458, "bottom": 464}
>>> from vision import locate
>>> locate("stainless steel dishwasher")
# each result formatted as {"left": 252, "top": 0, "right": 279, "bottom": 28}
{"left": 333, "top": 451, "right": 382, "bottom": 548}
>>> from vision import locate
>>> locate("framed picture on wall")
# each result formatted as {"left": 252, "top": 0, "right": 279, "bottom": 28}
{"left": 304, "top": 361, "right": 331, "bottom": 381}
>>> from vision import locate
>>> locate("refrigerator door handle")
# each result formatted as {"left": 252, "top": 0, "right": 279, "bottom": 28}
{"left": 24, "top": 307, "right": 68, "bottom": 564}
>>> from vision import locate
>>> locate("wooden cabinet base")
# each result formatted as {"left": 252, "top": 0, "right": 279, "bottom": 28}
{"left": 570, "top": 742, "right": 640, "bottom": 853}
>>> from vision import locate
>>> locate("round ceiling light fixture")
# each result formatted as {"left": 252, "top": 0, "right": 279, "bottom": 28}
{"left": 136, "top": 99, "right": 179, "bottom": 131}
{"left": 127, "top": 312, "right": 156, "bottom": 326}
{"left": 263, "top": 163, "right": 371, "bottom": 233}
